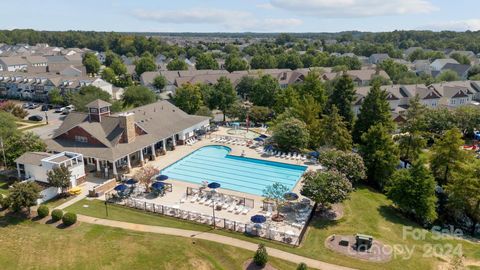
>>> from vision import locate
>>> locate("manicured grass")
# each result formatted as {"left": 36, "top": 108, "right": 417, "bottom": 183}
{"left": 0, "top": 181, "right": 10, "bottom": 196}
{"left": 0, "top": 213, "right": 297, "bottom": 270}
{"left": 66, "top": 187, "right": 480, "bottom": 270}
{"left": 41, "top": 195, "right": 77, "bottom": 209}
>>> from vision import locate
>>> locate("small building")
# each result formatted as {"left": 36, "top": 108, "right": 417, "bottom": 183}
{"left": 15, "top": 151, "right": 85, "bottom": 204}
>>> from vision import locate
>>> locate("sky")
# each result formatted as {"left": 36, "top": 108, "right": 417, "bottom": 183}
{"left": 0, "top": 0, "right": 479, "bottom": 33}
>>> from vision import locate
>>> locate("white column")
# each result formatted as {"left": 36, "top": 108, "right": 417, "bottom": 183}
{"left": 96, "top": 158, "right": 100, "bottom": 171}
{"left": 163, "top": 139, "right": 167, "bottom": 151}
{"left": 140, "top": 149, "right": 144, "bottom": 164}
{"left": 112, "top": 161, "right": 117, "bottom": 176}
{"left": 151, "top": 145, "right": 156, "bottom": 160}
{"left": 127, "top": 155, "right": 131, "bottom": 169}
{"left": 16, "top": 163, "right": 21, "bottom": 179}
{"left": 172, "top": 135, "right": 176, "bottom": 146}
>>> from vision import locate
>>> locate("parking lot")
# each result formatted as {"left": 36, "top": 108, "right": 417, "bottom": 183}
{"left": 16, "top": 101, "right": 66, "bottom": 139}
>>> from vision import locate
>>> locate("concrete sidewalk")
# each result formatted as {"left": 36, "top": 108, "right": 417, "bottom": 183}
{"left": 78, "top": 214, "right": 355, "bottom": 270}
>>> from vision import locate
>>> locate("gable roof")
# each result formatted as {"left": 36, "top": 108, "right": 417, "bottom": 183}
{"left": 15, "top": 152, "right": 51, "bottom": 166}
{"left": 86, "top": 99, "right": 112, "bottom": 109}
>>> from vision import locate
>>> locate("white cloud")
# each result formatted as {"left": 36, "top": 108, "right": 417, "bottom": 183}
{"left": 256, "top": 3, "right": 275, "bottom": 9}
{"left": 424, "top": 19, "right": 480, "bottom": 31}
{"left": 269, "top": 0, "right": 437, "bottom": 17}
{"left": 132, "top": 8, "right": 302, "bottom": 31}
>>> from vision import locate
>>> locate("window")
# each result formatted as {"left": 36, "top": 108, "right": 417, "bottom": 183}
{"left": 75, "top": 136, "right": 87, "bottom": 143}
{"left": 90, "top": 108, "right": 98, "bottom": 113}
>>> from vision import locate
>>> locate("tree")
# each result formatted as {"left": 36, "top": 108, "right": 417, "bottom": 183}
{"left": 297, "top": 263, "right": 308, "bottom": 270}
{"left": 328, "top": 74, "right": 356, "bottom": 129}
{"left": 272, "top": 117, "right": 309, "bottom": 151}
{"left": 430, "top": 128, "right": 467, "bottom": 185}
{"left": 253, "top": 244, "right": 268, "bottom": 267}
{"left": 353, "top": 82, "right": 394, "bottom": 143}
{"left": 135, "top": 54, "right": 156, "bottom": 75}
{"left": 467, "top": 64, "right": 480, "bottom": 79}
{"left": 299, "top": 71, "right": 326, "bottom": 107}
{"left": 249, "top": 106, "right": 272, "bottom": 124}
{"left": 273, "top": 85, "right": 300, "bottom": 114}
{"left": 250, "top": 74, "right": 279, "bottom": 108}
{"left": 122, "top": 86, "right": 156, "bottom": 108}
{"left": 134, "top": 165, "right": 159, "bottom": 193}
{"left": 6, "top": 181, "right": 41, "bottom": 213}
{"left": 48, "top": 88, "right": 64, "bottom": 105}
{"left": 195, "top": 106, "right": 213, "bottom": 118}
{"left": 110, "top": 58, "right": 127, "bottom": 75}
{"left": 82, "top": 52, "right": 100, "bottom": 75}
{"left": 301, "top": 170, "right": 353, "bottom": 208}
{"left": 11, "top": 105, "right": 29, "bottom": 119}
{"left": 47, "top": 165, "right": 71, "bottom": 195}
{"left": 195, "top": 53, "right": 219, "bottom": 70}
{"left": 250, "top": 54, "right": 277, "bottom": 69}
{"left": 0, "top": 111, "right": 18, "bottom": 145}
{"left": 174, "top": 83, "right": 203, "bottom": 114}
{"left": 397, "top": 95, "right": 428, "bottom": 164}
{"left": 454, "top": 106, "right": 480, "bottom": 138}
{"left": 277, "top": 52, "right": 303, "bottom": 70}
{"left": 318, "top": 149, "right": 366, "bottom": 183}
{"left": 378, "top": 59, "right": 409, "bottom": 83}
{"left": 235, "top": 76, "right": 256, "bottom": 99}
{"left": 318, "top": 106, "right": 352, "bottom": 151}
{"left": 152, "top": 75, "right": 167, "bottom": 91}
{"left": 450, "top": 52, "right": 471, "bottom": 65}
{"left": 101, "top": 67, "right": 116, "bottom": 83}
{"left": 4, "top": 132, "right": 46, "bottom": 168}
{"left": 104, "top": 50, "right": 120, "bottom": 67}
{"left": 262, "top": 182, "right": 289, "bottom": 219}
{"left": 166, "top": 58, "right": 188, "bottom": 71}
{"left": 359, "top": 124, "right": 399, "bottom": 190}
{"left": 224, "top": 54, "right": 248, "bottom": 72}
{"left": 71, "top": 85, "right": 112, "bottom": 112}
{"left": 437, "top": 70, "right": 460, "bottom": 82}
{"left": 425, "top": 107, "right": 457, "bottom": 137}
{"left": 386, "top": 158, "right": 438, "bottom": 224}
{"left": 212, "top": 76, "right": 237, "bottom": 121}
{"left": 445, "top": 158, "right": 480, "bottom": 236}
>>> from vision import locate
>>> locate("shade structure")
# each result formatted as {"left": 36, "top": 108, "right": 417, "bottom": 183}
{"left": 207, "top": 182, "right": 221, "bottom": 189}
{"left": 250, "top": 215, "right": 267, "bottom": 224}
{"left": 253, "top": 137, "right": 264, "bottom": 142}
{"left": 125, "top": 178, "right": 138, "bottom": 185}
{"left": 151, "top": 181, "right": 165, "bottom": 190}
{"left": 284, "top": 192, "right": 299, "bottom": 201}
{"left": 156, "top": 174, "right": 169, "bottom": 181}
{"left": 114, "top": 184, "right": 128, "bottom": 192}
{"left": 308, "top": 151, "right": 319, "bottom": 158}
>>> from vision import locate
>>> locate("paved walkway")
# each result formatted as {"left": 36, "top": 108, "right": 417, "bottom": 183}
{"left": 78, "top": 214, "right": 355, "bottom": 270}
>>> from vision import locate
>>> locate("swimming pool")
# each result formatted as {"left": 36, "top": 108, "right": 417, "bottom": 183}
{"left": 161, "top": 145, "right": 307, "bottom": 196}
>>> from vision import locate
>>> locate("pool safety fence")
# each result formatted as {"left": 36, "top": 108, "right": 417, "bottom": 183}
{"left": 115, "top": 197, "right": 301, "bottom": 246}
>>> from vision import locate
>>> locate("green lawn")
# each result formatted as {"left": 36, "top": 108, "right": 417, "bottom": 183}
{"left": 0, "top": 181, "right": 10, "bottom": 196}
{"left": 66, "top": 186, "right": 480, "bottom": 270}
{"left": 0, "top": 213, "right": 297, "bottom": 270}
{"left": 41, "top": 195, "right": 77, "bottom": 209}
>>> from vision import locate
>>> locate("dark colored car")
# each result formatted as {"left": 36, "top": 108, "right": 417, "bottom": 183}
{"left": 41, "top": 104, "right": 49, "bottom": 111}
{"left": 28, "top": 115, "right": 43, "bottom": 121}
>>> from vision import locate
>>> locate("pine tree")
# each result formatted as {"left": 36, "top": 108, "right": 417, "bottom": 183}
{"left": 430, "top": 128, "right": 467, "bottom": 185}
{"left": 359, "top": 124, "right": 399, "bottom": 190}
{"left": 353, "top": 82, "right": 393, "bottom": 143}
{"left": 398, "top": 95, "right": 428, "bottom": 164}
{"left": 318, "top": 105, "right": 352, "bottom": 151}
{"left": 328, "top": 74, "right": 356, "bottom": 129}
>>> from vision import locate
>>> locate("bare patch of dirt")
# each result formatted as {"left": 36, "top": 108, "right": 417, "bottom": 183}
{"left": 319, "top": 203, "right": 344, "bottom": 220}
{"left": 325, "top": 234, "right": 392, "bottom": 263}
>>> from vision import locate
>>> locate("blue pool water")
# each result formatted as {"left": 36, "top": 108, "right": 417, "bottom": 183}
{"left": 161, "top": 145, "right": 307, "bottom": 196}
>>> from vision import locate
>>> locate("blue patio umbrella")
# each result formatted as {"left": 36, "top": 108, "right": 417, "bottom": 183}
{"left": 253, "top": 137, "right": 264, "bottom": 142}
{"left": 151, "top": 181, "right": 165, "bottom": 190}
{"left": 308, "top": 151, "right": 319, "bottom": 158}
{"left": 259, "top": 134, "right": 268, "bottom": 139}
{"left": 250, "top": 214, "right": 267, "bottom": 224}
{"left": 156, "top": 174, "right": 169, "bottom": 181}
{"left": 125, "top": 178, "right": 138, "bottom": 185}
{"left": 114, "top": 184, "right": 128, "bottom": 192}
{"left": 284, "top": 192, "right": 299, "bottom": 201}
{"left": 207, "top": 182, "right": 221, "bottom": 189}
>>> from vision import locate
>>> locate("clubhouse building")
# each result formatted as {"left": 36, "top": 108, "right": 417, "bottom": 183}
{"left": 45, "top": 99, "right": 210, "bottom": 179}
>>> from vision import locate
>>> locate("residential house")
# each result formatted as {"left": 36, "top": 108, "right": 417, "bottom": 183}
{"left": 438, "top": 63, "right": 471, "bottom": 79}
{"left": 45, "top": 99, "right": 210, "bottom": 179}
{"left": 0, "top": 56, "right": 28, "bottom": 71}
{"left": 430, "top": 82, "right": 475, "bottom": 107}
{"left": 322, "top": 69, "right": 391, "bottom": 86}
{"left": 430, "top": 58, "right": 459, "bottom": 71}
{"left": 369, "top": 53, "right": 390, "bottom": 64}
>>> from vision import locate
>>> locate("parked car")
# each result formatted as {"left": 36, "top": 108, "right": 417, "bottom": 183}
{"left": 54, "top": 106, "right": 64, "bottom": 113}
{"left": 61, "top": 108, "right": 71, "bottom": 115}
{"left": 28, "top": 115, "right": 43, "bottom": 121}
{"left": 41, "top": 104, "right": 49, "bottom": 111}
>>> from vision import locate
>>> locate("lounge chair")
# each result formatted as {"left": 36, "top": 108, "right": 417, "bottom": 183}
{"left": 275, "top": 151, "right": 281, "bottom": 157}
{"left": 242, "top": 207, "right": 250, "bottom": 215}
{"left": 227, "top": 204, "right": 237, "bottom": 212}
{"left": 199, "top": 195, "right": 208, "bottom": 204}
{"left": 180, "top": 195, "right": 186, "bottom": 204}
{"left": 235, "top": 205, "right": 244, "bottom": 214}
{"left": 190, "top": 194, "right": 198, "bottom": 203}
{"left": 281, "top": 152, "right": 286, "bottom": 158}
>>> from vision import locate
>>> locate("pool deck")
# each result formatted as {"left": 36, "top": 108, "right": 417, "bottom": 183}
{"left": 115, "top": 127, "right": 322, "bottom": 237}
